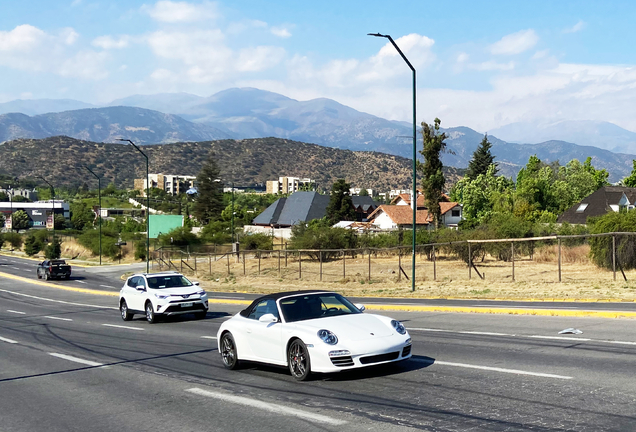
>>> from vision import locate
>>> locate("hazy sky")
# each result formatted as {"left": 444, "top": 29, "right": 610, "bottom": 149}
{"left": 2, "top": 0, "right": 636, "bottom": 132}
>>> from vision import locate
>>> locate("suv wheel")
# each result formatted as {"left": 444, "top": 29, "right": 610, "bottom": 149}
{"left": 120, "top": 300, "right": 133, "bottom": 321}
{"left": 145, "top": 302, "right": 157, "bottom": 324}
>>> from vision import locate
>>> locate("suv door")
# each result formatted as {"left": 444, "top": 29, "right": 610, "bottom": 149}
{"left": 126, "top": 276, "right": 146, "bottom": 311}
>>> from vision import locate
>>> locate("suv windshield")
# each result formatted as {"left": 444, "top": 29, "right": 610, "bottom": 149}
{"left": 146, "top": 275, "right": 193, "bottom": 289}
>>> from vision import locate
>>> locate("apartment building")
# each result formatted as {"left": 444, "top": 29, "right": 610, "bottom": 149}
{"left": 134, "top": 174, "right": 196, "bottom": 195}
{"left": 266, "top": 176, "right": 314, "bottom": 194}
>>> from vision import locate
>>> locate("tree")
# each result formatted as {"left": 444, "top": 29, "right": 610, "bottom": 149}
{"left": 466, "top": 134, "right": 497, "bottom": 180}
{"left": 325, "top": 179, "right": 355, "bottom": 225}
{"left": 622, "top": 160, "right": 636, "bottom": 187}
{"left": 70, "top": 201, "right": 96, "bottom": 231}
{"left": 0, "top": 192, "right": 8, "bottom": 202}
{"left": 24, "top": 234, "right": 43, "bottom": 256}
{"left": 11, "top": 210, "right": 30, "bottom": 230}
{"left": 359, "top": 188, "right": 369, "bottom": 196}
{"left": 45, "top": 238, "right": 62, "bottom": 259}
{"left": 192, "top": 154, "right": 224, "bottom": 225}
{"left": 419, "top": 118, "right": 448, "bottom": 228}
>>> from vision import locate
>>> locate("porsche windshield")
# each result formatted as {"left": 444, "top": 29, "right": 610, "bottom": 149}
{"left": 146, "top": 275, "right": 193, "bottom": 289}
{"left": 280, "top": 293, "right": 361, "bottom": 322}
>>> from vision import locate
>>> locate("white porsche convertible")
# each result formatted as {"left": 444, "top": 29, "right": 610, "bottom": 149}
{"left": 217, "top": 290, "right": 412, "bottom": 380}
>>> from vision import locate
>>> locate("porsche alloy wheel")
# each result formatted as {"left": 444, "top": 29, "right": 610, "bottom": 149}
{"left": 288, "top": 339, "right": 311, "bottom": 381}
{"left": 220, "top": 333, "right": 239, "bottom": 370}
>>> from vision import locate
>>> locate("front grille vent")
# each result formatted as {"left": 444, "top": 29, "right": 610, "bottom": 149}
{"left": 402, "top": 345, "right": 412, "bottom": 357}
{"left": 330, "top": 356, "right": 354, "bottom": 367}
{"left": 360, "top": 351, "right": 400, "bottom": 365}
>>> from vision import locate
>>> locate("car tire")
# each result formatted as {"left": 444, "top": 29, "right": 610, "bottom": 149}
{"left": 145, "top": 302, "right": 157, "bottom": 324}
{"left": 288, "top": 339, "right": 311, "bottom": 381}
{"left": 37, "top": 271, "right": 41, "bottom": 280}
{"left": 120, "top": 300, "right": 133, "bottom": 321}
{"left": 44, "top": 272, "right": 50, "bottom": 281}
{"left": 220, "top": 332, "right": 240, "bottom": 370}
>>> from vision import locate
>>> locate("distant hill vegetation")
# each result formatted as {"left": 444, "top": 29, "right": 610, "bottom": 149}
{"left": 0, "top": 136, "right": 463, "bottom": 193}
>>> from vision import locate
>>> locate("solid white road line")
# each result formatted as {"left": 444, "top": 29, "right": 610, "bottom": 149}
{"left": 0, "top": 336, "right": 18, "bottom": 344}
{"left": 43, "top": 316, "right": 73, "bottom": 321}
{"left": 7, "top": 310, "right": 26, "bottom": 314}
{"left": 99, "top": 285, "right": 115, "bottom": 289}
{"left": 0, "top": 288, "right": 118, "bottom": 310}
{"left": 102, "top": 324, "right": 144, "bottom": 331}
{"left": 186, "top": 388, "right": 347, "bottom": 426}
{"left": 200, "top": 336, "right": 217, "bottom": 339}
{"left": 49, "top": 353, "right": 105, "bottom": 367}
{"left": 411, "top": 358, "right": 573, "bottom": 380}
{"left": 408, "top": 327, "right": 636, "bottom": 347}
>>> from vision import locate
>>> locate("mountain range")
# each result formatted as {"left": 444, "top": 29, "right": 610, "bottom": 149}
{"left": 1, "top": 87, "right": 635, "bottom": 182}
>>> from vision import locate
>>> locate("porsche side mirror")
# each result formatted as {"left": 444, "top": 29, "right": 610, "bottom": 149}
{"left": 355, "top": 304, "right": 366, "bottom": 312}
{"left": 259, "top": 313, "right": 278, "bottom": 323}
{"left": 136, "top": 285, "right": 146, "bottom": 291}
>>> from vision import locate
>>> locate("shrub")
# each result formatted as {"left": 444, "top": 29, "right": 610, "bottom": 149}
{"left": 3, "top": 232, "right": 23, "bottom": 249}
{"left": 588, "top": 211, "right": 636, "bottom": 270}
{"left": 78, "top": 228, "right": 121, "bottom": 259}
{"left": 241, "top": 233, "right": 274, "bottom": 251}
{"left": 157, "top": 227, "right": 201, "bottom": 248}
{"left": 24, "top": 235, "right": 44, "bottom": 256}
{"left": 135, "top": 241, "right": 147, "bottom": 261}
{"left": 0, "top": 233, "right": 4, "bottom": 249}
{"left": 289, "top": 222, "right": 357, "bottom": 259}
{"left": 45, "top": 238, "right": 62, "bottom": 259}
{"left": 200, "top": 220, "right": 231, "bottom": 245}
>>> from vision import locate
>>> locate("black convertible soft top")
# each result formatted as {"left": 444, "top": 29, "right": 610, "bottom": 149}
{"left": 239, "top": 290, "right": 332, "bottom": 317}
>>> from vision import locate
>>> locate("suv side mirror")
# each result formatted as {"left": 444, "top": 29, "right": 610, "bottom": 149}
{"left": 136, "top": 285, "right": 146, "bottom": 291}
{"left": 193, "top": 281, "right": 200, "bottom": 286}
{"left": 259, "top": 313, "right": 278, "bottom": 323}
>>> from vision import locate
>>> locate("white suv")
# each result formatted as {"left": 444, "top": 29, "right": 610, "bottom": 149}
{"left": 119, "top": 272, "right": 208, "bottom": 323}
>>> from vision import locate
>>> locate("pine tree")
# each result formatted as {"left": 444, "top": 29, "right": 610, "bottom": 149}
{"left": 623, "top": 160, "right": 636, "bottom": 187}
{"left": 192, "top": 154, "right": 224, "bottom": 225}
{"left": 466, "top": 133, "right": 497, "bottom": 180}
{"left": 326, "top": 179, "right": 356, "bottom": 225}
{"left": 419, "top": 118, "right": 448, "bottom": 228}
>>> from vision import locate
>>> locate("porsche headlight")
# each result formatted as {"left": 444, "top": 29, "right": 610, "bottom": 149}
{"left": 317, "top": 329, "right": 338, "bottom": 345}
{"left": 391, "top": 320, "right": 407, "bottom": 335}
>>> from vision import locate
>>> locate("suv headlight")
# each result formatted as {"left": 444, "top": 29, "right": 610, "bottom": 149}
{"left": 391, "top": 320, "right": 407, "bottom": 335}
{"left": 317, "top": 329, "right": 338, "bottom": 345}
{"left": 154, "top": 293, "right": 169, "bottom": 300}
{"left": 197, "top": 291, "right": 206, "bottom": 297}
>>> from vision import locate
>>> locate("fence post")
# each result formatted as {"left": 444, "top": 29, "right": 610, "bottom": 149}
{"left": 258, "top": 251, "right": 261, "bottom": 275}
{"left": 299, "top": 251, "right": 302, "bottom": 279}
{"left": 398, "top": 251, "right": 401, "bottom": 281}
{"left": 433, "top": 244, "right": 436, "bottom": 281}
{"left": 558, "top": 238, "right": 561, "bottom": 283}
{"left": 180, "top": 250, "right": 183, "bottom": 273}
{"left": 368, "top": 249, "right": 371, "bottom": 281}
{"left": 285, "top": 247, "right": 288, "bottom": 267}
{"left": 209, "top": 253, "right": 211, "bottom": 275}
{"left": 243, "top": 251, "right": 246, "bottom": 275}
{"left": 343, "top": 250, "right": 346, "bottom": 279}
{"left": 194, "top": 253, "right": 197, "bottom": 272}
{"left": 227, "top": 252, "right": 230, "bottom": 276}
{"left": 511, "top": 241, "right": 515, "bottom": 282}
{"left": 612, "top": 235, "right": 616, "bottom": 281}
{"left": 468, "top": 242, "right": 472, "bottom": 280}
{"left": 278, "top": 250, "right": 281, "bottom": 275}
{"left": 320, "top": 250, "right": 323, "bottom": 281}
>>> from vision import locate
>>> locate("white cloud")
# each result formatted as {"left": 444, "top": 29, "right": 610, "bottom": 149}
{"left": 92, "top": 35, "right": 131, "bottom": 50}
{"left": 469, "top": 60, "right": 515, "bottom": 71}
{"left": 563, "top": 20, "right": 586, "bottom": 34}
{"left": 60, "top": 28, "right": 79, "bottom": 45}
{"left": 271, "top": 26, "right": 291, "bottom": 38}
{"left": 236, "top": 46, "right": 286, "bottom": 72}
{"left": 490, "top": 29, "right": 538, "bottom": 55}
{"left": 456, "top": 52, "right": 469, "bottom": 63}
{"left": 226, "top": 20, "right": 267, "bottom": 35}
{"left": 0, "top": 24, "right": 46, "bottom": 51}
{"left": 142, "top": 0, "right": 218, "bottom": 23}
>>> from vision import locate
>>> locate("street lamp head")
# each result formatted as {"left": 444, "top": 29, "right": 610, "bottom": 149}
{"left": 368, "top": 32, "right": 389, "bottom": 38}
{"left": 117, "top": 138, "right": 134, "bottom": 145}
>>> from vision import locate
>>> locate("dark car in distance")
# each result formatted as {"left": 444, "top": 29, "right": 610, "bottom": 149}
{"left": 37, "top": 260, "right": 72, "bottom": 280}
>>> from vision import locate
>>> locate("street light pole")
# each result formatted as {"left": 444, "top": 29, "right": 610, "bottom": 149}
{"left": 368, "top": 32, "right": 417, "bottom": 292}
{"left": 231, "top": 181, "right": 235, "bottom": 244}
{"left": 119, "top": 138, "right": 150, "bottom": 273}
{"left": 85, "top": 166, "right": 102, "bottom": 265}
{"left": 37, "top": 176, "right": 56, "bottom": 244}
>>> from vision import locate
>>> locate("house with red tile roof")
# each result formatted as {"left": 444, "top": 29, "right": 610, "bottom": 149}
{"left": 368, "top": 199, "right": 463, "bottom": 230}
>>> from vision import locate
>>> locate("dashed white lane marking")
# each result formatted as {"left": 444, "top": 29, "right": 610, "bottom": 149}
{"left": 200, "top": 336, "right": 217, "bottom": 339}
{"left": 0, "top": 336, "right": 18, "bottom": 344}
{"left": 186, "top": 388, "right": 347, "bottom": 425}
{"left": 408, "top": 327, "right": 636, "bottom": 346}
{"left": 74, "top": 280, "right": 86, "bottom": 284}
{"left": 99, "top": 285, "right": 115, "bottom": 289}
{"left": 102, "top": 324, "right": 144, "bottom": 331}
{"left": 12, "top": 267, "right": 20, "bottom": 270}
{"left": 43, "top": 316, "right": 73, "bottom": 321}
{"left": 22, "top": 269, "right": 30, "bottom": 272}
{"left": 416, "top": 359, "right": 573, "bottom": 380}
{"left": 7, "top": 310, "right": 26, "bottom": 314}
{"left": 49, "top": 353, "right": 105, "bottom": 367}
{"left": 0, "top": 288, "right": 117, "bottom": 310}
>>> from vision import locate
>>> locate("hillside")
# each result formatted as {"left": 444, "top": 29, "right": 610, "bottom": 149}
{"left": 0, "top": 136, "right": 463, "bottom": 193}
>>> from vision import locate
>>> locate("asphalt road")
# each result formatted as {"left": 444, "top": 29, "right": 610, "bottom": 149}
{"left": 1, "top": 255, "right": 636, "bottom": 431}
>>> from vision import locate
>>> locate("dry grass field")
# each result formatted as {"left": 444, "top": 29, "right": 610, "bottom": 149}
{"left": 159, "top": 244, "right": 636, "bottom": 300}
